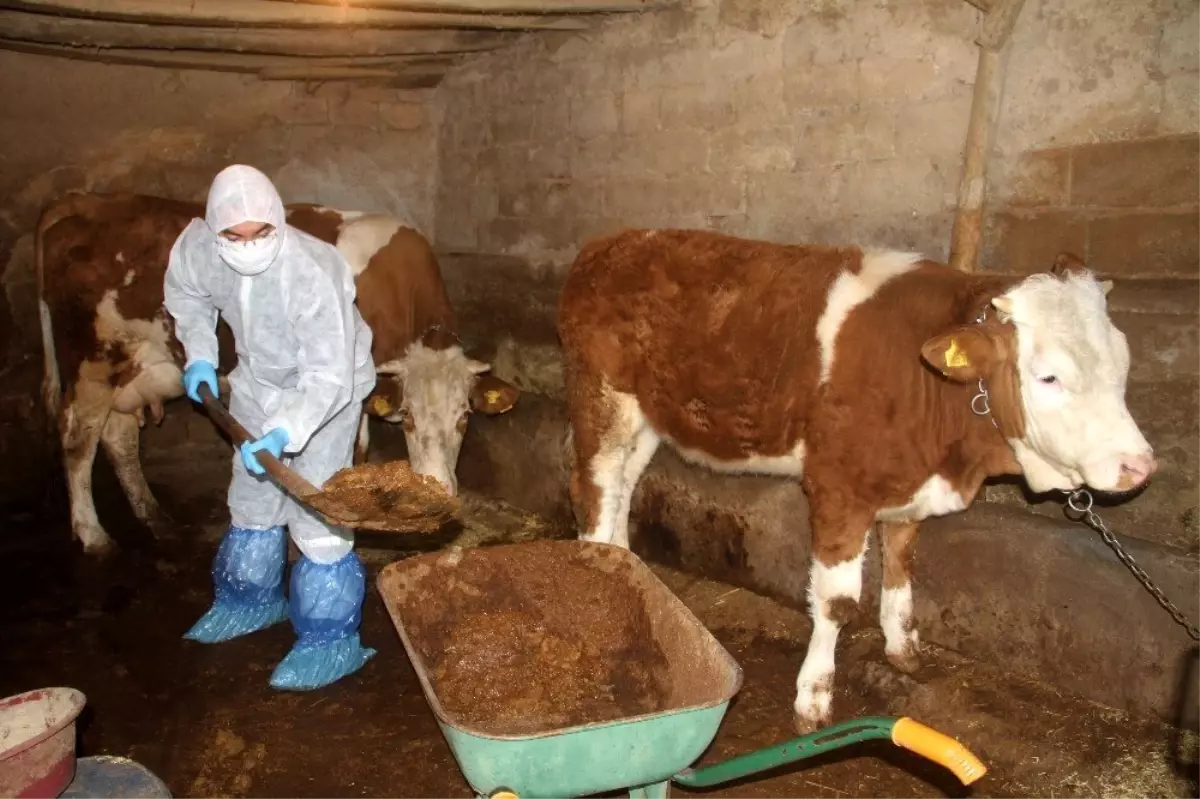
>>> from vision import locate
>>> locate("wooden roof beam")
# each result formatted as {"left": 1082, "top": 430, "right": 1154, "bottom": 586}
{"left": 0, "top": 37, "right": 454, "bottom": 76}
{"left": 267, "top": 0, "right": 672, "bottom": 12}
{"left": 0, "top": 1, "right": 592, "bottom": 30}
{"left": 0, "top": 11, "right": 511, "bottom": 56}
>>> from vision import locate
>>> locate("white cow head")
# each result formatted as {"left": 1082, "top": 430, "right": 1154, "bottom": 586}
{"left": 922, "top": 254, "right": 1156, "bottom": 495}
{"left": 369, "top": 341, "right": 519, "bottom": 496}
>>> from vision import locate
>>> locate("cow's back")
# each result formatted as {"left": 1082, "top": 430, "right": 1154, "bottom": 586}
{"left": 558, "top": 228, "right": 856, "bottom": 458}
{"left": 38, "top": 192, "right": 201, "bottom": 397}
{"left": 287, "top": 204, "right": 457, "bottom": 364}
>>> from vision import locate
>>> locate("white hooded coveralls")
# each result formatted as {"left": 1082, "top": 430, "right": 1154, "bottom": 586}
{"left": 164, "top": 166, "right": 376, "bottom": 563}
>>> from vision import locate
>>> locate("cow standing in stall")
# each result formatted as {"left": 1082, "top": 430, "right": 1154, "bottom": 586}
{"left": 37, "top": 192, "right": 517, "bottom": 556}
{"left": 556, "top": 228, "right": 1156, "bottom": 733}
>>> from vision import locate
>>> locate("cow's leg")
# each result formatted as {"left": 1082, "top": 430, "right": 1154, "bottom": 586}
{"left": 879, "top": 520, "right": 921, "bottom": 673}
{"left": 61, "top": 391, "right": 113, "bottom": 554}
{"left": 353, "top": 410, "right": 370, "bottom": 466}
{"left": 100, "top": 411, "right": 172, "bottom": 537}
{"left": 566, "top": 379, "right": 648, "bottom": 548}
{"left": 611, "top": 425, "right": 660, "bottom": 549}
{"left": 794, "top": 500, "right": 872, "bottom": 734}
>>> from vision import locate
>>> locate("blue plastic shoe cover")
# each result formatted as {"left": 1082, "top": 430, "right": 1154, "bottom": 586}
{"left": 183, "top": 525, "right": 289, "bottom": 643}
{"left": 268, "top": 551, "right": 377, "bottom": 691}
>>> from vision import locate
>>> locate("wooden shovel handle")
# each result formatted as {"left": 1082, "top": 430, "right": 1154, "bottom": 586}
{"left": 197, "top": 383, "right": 321, "bottom": 499}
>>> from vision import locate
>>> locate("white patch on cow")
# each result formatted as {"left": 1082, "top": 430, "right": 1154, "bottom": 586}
{"left": 95, "top": 290, "right": 184, "bottom": 413}
{"left": 875, "top": 474, "right": 965, "bottom": 523}
{"left": 795, "top": 538, "right": 868, "bottom": 730}
{"left": 355, "top": 411, "right": 370, "bottom": 462}
{"left": 115, "top": 252, "right": 125, "bottom": 264}
{"left": 579, "top": 387, "right": 658, "bottom": 548}
{"left": 122, "top": 268, "right": 135, "bottom": 287}
{"left": 1001, "top": 272, "right": 1154, "bottom": 493}
{"left": 816, "top": 250, "right": 922, "bottom": 385}
{"left": 335, "top": 214, "right": 407, "bottom": 277}
{"left": 880, "top": 582, "right": 918, "bottom": 663}
{"left": 314, "top": 206, "right": 365, "bottom": 224}
{"left": 39, "top": 299, "right": 61, "bottom": 418}
{"left": 667, "top": 437, "right": 806, "bottom": 477}
{"left": 60, "top": 388, "right": 113, "bottom": 554}
{"left": 100, "top": 412, "right": 162, "bottom": 525}
{"left": 390, "top": 340, "right": 487, "bottom": 495}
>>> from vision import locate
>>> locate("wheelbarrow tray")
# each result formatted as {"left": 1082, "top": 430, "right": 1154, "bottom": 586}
{"left": 377, "top": 541, "right": 743, "bottom": 799}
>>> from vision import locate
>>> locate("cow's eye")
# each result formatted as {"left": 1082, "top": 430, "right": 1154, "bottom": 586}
{"left": 1038, "top": 375, "right": 1058, "bottom": 385}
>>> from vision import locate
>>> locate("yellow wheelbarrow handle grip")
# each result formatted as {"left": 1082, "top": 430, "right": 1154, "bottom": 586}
{"left": 891, "top": 717, "right": 987, "bottom": 785}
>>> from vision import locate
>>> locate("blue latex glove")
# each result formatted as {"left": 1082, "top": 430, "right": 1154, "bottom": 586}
{"left": 182, "top": 361, "right": 218, "bottom": 403}
{"left": 240, "top": 428, "right": 290, "bottom": 476}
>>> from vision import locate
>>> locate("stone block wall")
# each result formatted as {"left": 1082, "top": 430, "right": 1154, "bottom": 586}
{"left": 436, "top": 0, "right": 1197, "bottom": 275}
{"left": 436, "top": 0, "right": 982, "bottom": 265}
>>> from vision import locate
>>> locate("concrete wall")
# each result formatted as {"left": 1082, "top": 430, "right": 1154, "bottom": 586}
{"left": 0, "top": 51, "right": 439, "bottom": 499}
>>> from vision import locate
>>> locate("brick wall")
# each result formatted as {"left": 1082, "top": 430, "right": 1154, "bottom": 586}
{"left": 982, "top": 0, "right": 1199, "bottom": 277}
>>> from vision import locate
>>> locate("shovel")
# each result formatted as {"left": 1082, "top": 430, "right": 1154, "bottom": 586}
{"left": 197, "top": 384, "right": 459, "bottom": 533}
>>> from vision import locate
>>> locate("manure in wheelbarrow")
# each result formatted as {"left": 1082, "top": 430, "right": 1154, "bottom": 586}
{"left": 404, "top": 543, "right": 673, "bottom": 735}
{"left": 313, "top": 460, "right": 459, "bottom": 532}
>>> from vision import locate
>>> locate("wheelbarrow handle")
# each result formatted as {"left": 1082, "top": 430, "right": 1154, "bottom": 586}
{"left": 672, "top": 715, "right": 986, "bottom": 789}
{"left": 890, "top": 716, "right": 987, "bottom": 785}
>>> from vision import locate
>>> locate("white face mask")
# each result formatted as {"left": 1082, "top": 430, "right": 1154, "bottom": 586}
{"left": 217, "top": 230, "right": 283, "bottom": 276}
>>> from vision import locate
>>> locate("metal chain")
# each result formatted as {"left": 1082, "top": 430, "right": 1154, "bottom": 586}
{"left": 1064, "top": 489, "right": 1200, "bottom": 642}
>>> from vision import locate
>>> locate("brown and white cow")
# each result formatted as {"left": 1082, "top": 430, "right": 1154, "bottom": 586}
{"left": 557, "top": 228, "right": 1156, "bottom": 733}
{"left": 37, "top": 192, "right": 518, "bottom": 554}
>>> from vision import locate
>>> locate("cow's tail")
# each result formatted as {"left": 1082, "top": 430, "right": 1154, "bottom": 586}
{"left": 35, "top": 197, "right": 74, "bottom": 444}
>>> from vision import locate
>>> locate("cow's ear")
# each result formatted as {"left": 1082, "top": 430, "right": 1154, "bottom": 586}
{"left": 469, "top": 374, "right": 519, "bottom": 415}
{"left": 921, "top": 326, "right": 997, "bottom": 383}
{"left": 466, "top": 358, "right": 491, "bottom": 376}
{"left": 366, "top": 380, "right": 403, "bottom": 418}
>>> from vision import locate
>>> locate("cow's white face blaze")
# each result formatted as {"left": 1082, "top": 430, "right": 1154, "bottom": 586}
{"left": 999, "top": 272, "right": 1155, "bottom": 494}
{"left": 380, "top": 342, "right": 489, "bottom": 496}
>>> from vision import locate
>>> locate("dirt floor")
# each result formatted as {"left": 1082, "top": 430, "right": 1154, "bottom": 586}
{"left": 1, "top": 440, "right": 1196, "bottom": 798}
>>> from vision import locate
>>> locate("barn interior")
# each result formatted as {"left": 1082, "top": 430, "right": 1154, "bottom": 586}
{"left": 0, "top": 0, "right": 1198, "bottom": 797}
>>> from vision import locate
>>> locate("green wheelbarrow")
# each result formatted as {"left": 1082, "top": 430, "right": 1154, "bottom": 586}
{"left": 378, "top": 541, "right": 985, "bottom": 799}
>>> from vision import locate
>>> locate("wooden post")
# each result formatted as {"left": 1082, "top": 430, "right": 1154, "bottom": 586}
{"left": 948, "top": 0, "right": 1026, "bottom": 273}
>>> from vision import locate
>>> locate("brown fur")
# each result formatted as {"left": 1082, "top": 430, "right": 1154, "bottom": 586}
{"left": 285, "top": 204, "right": 462, "bottom": 417}
{"left": 38, "top": 195, "right": 463, "bottom": 420}
{"left": 557, "top": 228, "right": 1026, "bottom": 552}
{"left": 557, "top": 228, "right": 1047, "bottom": 725}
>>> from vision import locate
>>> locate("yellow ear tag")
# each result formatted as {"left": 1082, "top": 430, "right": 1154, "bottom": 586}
{"left": 484, "top": 389, "right": 501, "bottom": 406}
{"left": 944, "top": 338, "right": 970, "bottom": 369}
{"left": 371, "top": 395, "right": 392, "bottom": 416}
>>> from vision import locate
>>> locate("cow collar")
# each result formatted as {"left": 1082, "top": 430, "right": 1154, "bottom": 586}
{"left": 967, "top": 304, "right": 1009, "bottom": 431}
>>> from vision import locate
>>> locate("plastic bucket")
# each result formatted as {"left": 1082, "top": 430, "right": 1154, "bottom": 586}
{"left": 0, "top": 688, "right": 86, "bottom": 798}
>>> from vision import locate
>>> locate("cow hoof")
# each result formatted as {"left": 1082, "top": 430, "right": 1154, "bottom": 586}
{"left": 793, "top": 707, "right": 832, "bottom": 736}
{"left": 793, "top": 680, "right": 833, "bottom": 736}
{"left": 144, "top": 510, "right": 178, "bottom": 540}
{"left": 80, "top": 534, "right": 118, "bottom": 557}
{"left": 886, "top": 646, "right": 922, "bottom": 675}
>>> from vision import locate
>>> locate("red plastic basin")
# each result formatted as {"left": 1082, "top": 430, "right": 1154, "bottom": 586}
{"left": 0, "top": 688, "right": 86, "bottom": 798}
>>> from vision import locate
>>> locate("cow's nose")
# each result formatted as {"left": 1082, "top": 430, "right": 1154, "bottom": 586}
{"left": 1118, "top": 452, "right": 1158, "bottom": 487}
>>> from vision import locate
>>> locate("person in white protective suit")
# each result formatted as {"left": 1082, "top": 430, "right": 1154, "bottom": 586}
{"left": 164, "top": 164, "right": 378, "bottom": 691}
